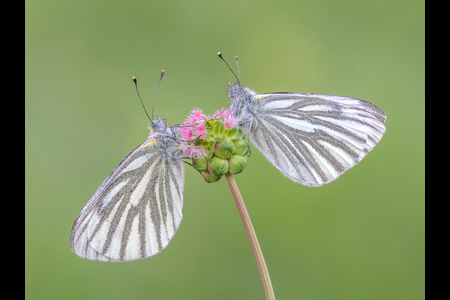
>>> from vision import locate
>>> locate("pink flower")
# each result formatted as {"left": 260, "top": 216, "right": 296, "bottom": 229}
{"left": 186, "top": 117, "right": 196, "bottom": 126}
{"left": 182, "top": 144, "right": 196, "bottom": 157}
{"left": 181, "top": 144, "right": 206, "bottom": 159}
{"left": 183, "top": 109, "right": 205, "bottom": 127}
{"left": 194, "top": 123, "right": 208, "bottom": 139}
{"left": 188, "top": 109, "right": 205, "bottom": 124}
{"left": 195, "top": 146, "right": 206, "bottom": 157}
{"left": 214, "top": 108, "right": 230, "bottom": 119}
{"left": 179, "top": 126, "right": 194, "bottom": 141}
{"left": 224, "top": 114, "right": 237, "bottom": 129}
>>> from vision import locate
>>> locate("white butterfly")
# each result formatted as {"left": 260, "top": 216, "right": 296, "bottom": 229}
{"left": 219, "top": 53, "right": 386, "bottom": 187}
{"left": 70, "top": 73, "right": 186, "bottom": 262}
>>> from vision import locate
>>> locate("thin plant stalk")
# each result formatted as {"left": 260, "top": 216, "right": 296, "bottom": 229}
{"left": 225, "top": 173, "right": 275, "bottom": 300}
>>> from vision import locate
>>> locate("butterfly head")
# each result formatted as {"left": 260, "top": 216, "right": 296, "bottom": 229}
{"left": 217, "top": 53, "right": 255, "bottom": 103}
{"left": 150, "top": 117, "right": 169, "bottom": 133}
{"left": 228, "top": 82, "right": 256, "bottom": 103}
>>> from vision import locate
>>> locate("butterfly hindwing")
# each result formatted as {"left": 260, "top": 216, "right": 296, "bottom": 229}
{"left": 70, "top": 135, "right": 185, "bottom": 262}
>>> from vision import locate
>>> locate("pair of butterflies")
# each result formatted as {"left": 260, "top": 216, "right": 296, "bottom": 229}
{"left": 70, "top": 55, "right": 386, "bottom": 262}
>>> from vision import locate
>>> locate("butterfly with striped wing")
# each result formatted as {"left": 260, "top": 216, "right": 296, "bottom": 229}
{"left": 219, "top": 53, "right": 386, "bottom": 187}
{"left": 70, "top": 117, "right": 185, "bottom": 262}
{"left": 70, "top": 73, "right": 186, "bottom": 262}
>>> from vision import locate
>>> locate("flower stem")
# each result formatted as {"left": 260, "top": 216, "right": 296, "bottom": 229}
{"left": 225, "top": 173, "right": 275, "bottom": 300}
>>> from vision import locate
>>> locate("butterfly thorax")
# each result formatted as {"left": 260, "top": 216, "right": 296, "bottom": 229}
{"left": 228, "top": 82, "right": 257, "bottom": 132}
{"left": 228, "top": 83, "right": 256, "bottom": 106}
{"left": 148, "top": 119, "right": 183, "bottom": 159}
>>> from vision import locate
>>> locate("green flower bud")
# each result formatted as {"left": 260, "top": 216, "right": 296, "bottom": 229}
{"left": 192, "top": 158, "right": 208, "bottom": 172}
{"left": 202, "top": 170, "right": 221, "bottom": 183}
{"left": 211, "top": 121, "right": 222, "bottom": 137}
{"left": 208, "top": 156, "right": 229, "bottom": 176}
{"left": 232, "top": 139, "right": 250, "bottom": 156}
{"left": 234, "top": 128, "right": 245, "bottom": 139}
{"left": 229, "top": 155, "right": 248, "bottom": 175}
{"left": 204, "top": 120, "right": 214, "bottom": 130}
{"left": 225, "top": 127, "right": 239, "bottom": 139}
{"left": 214, "top": 139, "right": 235, "bottom": 159}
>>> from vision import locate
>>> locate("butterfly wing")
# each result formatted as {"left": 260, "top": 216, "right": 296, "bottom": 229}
{"left": 70, "top": 138, "right": 185, "bottom": 261}
{"left": 246, "top": 92, "right": 386, "bottom": 187}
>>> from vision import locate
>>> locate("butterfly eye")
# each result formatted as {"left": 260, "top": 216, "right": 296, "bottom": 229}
{"left": 153, "top": 122, "right": 162, "bottom": 130}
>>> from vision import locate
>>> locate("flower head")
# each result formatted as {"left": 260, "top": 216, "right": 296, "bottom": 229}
{"left": 178, "top": 107, "right": 249, "bottom": 182}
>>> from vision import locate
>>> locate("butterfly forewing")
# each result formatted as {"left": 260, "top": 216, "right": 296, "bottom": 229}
{"left": 71, "top": 136, "right": 185, "bottom": 262}
{"left": 243, "top": 92, "right": 386, "bottom": 187}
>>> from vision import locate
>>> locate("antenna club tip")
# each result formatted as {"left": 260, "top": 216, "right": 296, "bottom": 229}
{"left": 217, "top": 52, "right": 223, "bottom": 58}
{"left": 161, "top": 70, "right": 165, "bottom": 75}
{"left": 235, "top": 56, "right": 238, "bottom": 61}
{"left": 132, "top": 76, "right": 137, "bottom": 83}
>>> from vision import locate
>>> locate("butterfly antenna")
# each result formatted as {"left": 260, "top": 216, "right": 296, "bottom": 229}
{"left": 217, "top": 52, "right": 240, "bottom": 84}
{"left": 152, "top": 70, "right": 165, "bottom": 120}
{"left": 235, "top": 56, "right": 241, "bottom": 82}
{"left": 132, "top": 76, "right": 152, "bottom": 123}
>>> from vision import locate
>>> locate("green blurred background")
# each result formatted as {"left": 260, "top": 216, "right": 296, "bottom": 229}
{"left": 26, "top": 0, "right": 424, "bottom": 299}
